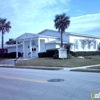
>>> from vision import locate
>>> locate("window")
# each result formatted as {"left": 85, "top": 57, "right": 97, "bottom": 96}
{"left": 74, "top": 39, "right": 78, "bottom": 49}
{"left": 93, "top": 40, "right": 96, "bottom": 49}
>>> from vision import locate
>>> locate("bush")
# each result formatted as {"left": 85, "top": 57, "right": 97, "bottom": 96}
{"left": 38, "top": 49, "right": 59, "bottom": 58}
{"left": 70, "top": 51, "right": 78, "bottom": 57}
{"left": 38, "top": 52, "right": 47, "bottom": 57}
{"left": 46, "top": 49, "right": 58, "bottom": 57}
{"left": 53, "top": 53, "right": 58, "bottom": 59}
{"left": 9, "top": 52, "right": 22, "bottom": 58}
{"left": 72, "top": 51, "right": 100, "bottom": 56}
{"left": 3, "top": 53, "right": 10, "bottom": 58}
{"left": 67, "top": 52, "right": 72, "bottom": 59}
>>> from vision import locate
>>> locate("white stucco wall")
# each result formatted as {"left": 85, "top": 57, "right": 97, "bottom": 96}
{"left": 8, "top": 45, "right": 22, "bottom": 53}
{"left": 45, "top": 43, "right": 56, "bottom": 50}
{"left": 56, "top": 44, "right": 60, "bottom": 48}
{"left": 45, "top": 38, "right": 56, "bottom": 42}
{"left": 69, "top": 35, "right": 100, "bottom": 51}
{"left": 39, "top": 30, "right": 69, "bottom": 43}
{"left": 40, "top": 39, "right": 46, "bottom": 52}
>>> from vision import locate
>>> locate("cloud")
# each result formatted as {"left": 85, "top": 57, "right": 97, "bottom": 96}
{"left": 0, "top": 0, "right": 70, "bottom": 42}
{"left": 67, "top": 13, "right": 100, "bottom": 35}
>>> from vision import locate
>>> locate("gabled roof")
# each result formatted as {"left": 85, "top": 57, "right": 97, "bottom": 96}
{"left": 16, "top": 31, "right": 58, "bottom": 41}
{"left": 38, "top": 29, "right": 70, "bottom": 35}
{"left": 38, "top": 29, "right": 100, "bottom": 39}
{"left": 68, "top": 32, "right": 100, "bottom": 39}
{"left": 16, "top": 33, "right": 38, "bottom": 40}
{"left": 38, "top": 29, "right": 59, "bottom": 34}
{"left": 15, "top": 29, "right": 100, "bottom": 41}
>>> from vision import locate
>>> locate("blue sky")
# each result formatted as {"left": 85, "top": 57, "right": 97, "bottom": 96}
{"left": 0, "top": 0, "right": 100, "bottom": 42}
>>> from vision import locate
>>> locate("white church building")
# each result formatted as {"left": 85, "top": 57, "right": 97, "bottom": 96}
{"left": 1, "top": 29, "right": 100, "bottom": 58}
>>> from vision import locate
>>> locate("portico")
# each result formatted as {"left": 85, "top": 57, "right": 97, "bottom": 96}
{"left": 15, "top": 33, "right": 41, "bottom": 58}
{"left": 16, "top": 38, "right": 41, "bottom": 58}
{"left": 15, "top": 32, "right": 53, "bottom": 58}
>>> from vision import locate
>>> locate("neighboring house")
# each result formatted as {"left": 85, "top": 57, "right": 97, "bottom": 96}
{"left": 1, "top": 29, "right": 100, "bottom": 58}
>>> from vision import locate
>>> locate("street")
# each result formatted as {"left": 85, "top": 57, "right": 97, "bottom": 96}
{"left": 0, "top": 67, "right": 100, "bottom": 100}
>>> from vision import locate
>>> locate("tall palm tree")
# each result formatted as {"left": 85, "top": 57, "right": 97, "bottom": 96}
{"left": 54, "top": 13, "right": 70, "bottom": 47}
{"left": 0, "top": 18, "right": 11, "bottom": 57}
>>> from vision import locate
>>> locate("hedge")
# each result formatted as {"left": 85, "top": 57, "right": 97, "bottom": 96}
{"left": 38, "top": 52, "right": 47, "bottom": 57}
{"left": 3, "top": 53, "right": 10, "bottom": 58}
{"left": 38, "top": 49, "right": 100, "bottom": 58}
{"left": 46, "top": 49, "right": 58, "bottom": 57}
{"left": 9, "top": 52, "right": 22, "bottom": 58}
{"left": 1, "top": 52, "right": 22, "bottom": 58}
{"left": 70, "top": 51, "right": 100, "bottom": 57}
{"left": 38, "top": 49, "right": 58, "bottom": 58}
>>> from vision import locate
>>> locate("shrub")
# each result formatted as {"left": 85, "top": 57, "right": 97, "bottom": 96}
{"left": 46, "top": 49, "right": 58, "bottom": 57}
{"left": 53, "top": 53, "right": 58, "bottom": 59}
{"left": 70, "top": 51, "right": 78, "bottom": 57}
{"left": 3, "top": 53, "right": 10, "bottom": 58}
{"left": 9, "top": 52, "right": 22, "bottom": 58}
{"left": 67, "top": 52, "right": 72, "bottom": 59}
{"left": 72, "top": 51, "right": 100, "bottom": 56}
{"left": 38, "top": 49, "right": 59, "bottom": 58}
{"left": 38, "top": 52, "right": 47, "bottom": 57}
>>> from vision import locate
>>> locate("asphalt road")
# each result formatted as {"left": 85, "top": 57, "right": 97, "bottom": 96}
{"left": 0, "top": 68, "right": 100, "bottom": 100}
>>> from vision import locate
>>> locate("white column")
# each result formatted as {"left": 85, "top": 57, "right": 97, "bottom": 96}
{"left": 23, "top": 40, "right": 25, "bottom": 58}
{"left": 16, "top": 41, "right": 18, "bottom": 58}
{"left": 38, "top": 38, "right": 40, "bottom": 52}
{"left": 30, "top": 39, "right": 32, "bottom": 58}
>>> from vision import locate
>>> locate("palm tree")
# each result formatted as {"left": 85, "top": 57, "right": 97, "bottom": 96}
{"left": 54, "top": 13, "right": 70, "bottom": 47}
{"left": 0, "top": 18, "right": 11, "bottom": 57}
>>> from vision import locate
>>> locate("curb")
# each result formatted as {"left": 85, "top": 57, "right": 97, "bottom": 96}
{"left": 0, "top": 66, "right": 63, "bottom": 70}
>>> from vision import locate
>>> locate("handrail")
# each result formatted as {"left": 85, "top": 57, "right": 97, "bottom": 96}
{"left": 14, "top": 52, "right": 24, "bottom": 65}
{"left": 14, "top": 57, "right": 19, "bottom": 66}
{"left": 28, "top": 52, "right": 31, "bottom": 55}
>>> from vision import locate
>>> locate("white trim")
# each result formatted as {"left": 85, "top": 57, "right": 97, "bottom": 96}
{"left": 23, "top": 41, "right": 25, "bottom": 58}
{"left": 30, "top": 39, "right": 32, "bottom": 58}
{"left": 38, "top": 38, "right": 40, "bottom": 52}
{"left": 16, "top": 41, "right": 18, "bottom": 58}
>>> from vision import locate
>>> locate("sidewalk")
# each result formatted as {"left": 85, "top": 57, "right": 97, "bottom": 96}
{"left": 0, "top": 59, "right": 15, "bottom": 66}
{"left": 0, "top": 58, "right": 32, "bottom": 67}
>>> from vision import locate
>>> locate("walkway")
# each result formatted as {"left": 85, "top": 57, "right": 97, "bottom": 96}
{"left": 0, "top": 59, "right": 15, "bottom": 66}
{"left": 0, "top": 58, "right": 32, "bottom": 66}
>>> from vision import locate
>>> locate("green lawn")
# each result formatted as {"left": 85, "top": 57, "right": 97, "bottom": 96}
{"left": 16, "top": 55, "right": 100, "bottom": 67}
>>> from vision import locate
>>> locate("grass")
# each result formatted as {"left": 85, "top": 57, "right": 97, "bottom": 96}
{"left": 87, "top": 66, "right": 100, "bottom": 69}
{"left": 70, "top": 63, "right": 100, "bottom": 73}
{"left": 70, "top": 69, "right": 100, "bottom": 73}
{"left": 16, "top": 55, "right": 100, "bottom": 67}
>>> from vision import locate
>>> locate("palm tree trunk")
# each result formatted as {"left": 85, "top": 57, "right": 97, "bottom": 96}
{"left": 61, "top": 32, "right": 63, "bottom": 47}
{"left": 1, "top": 30, "right": 4, "bottom": 58}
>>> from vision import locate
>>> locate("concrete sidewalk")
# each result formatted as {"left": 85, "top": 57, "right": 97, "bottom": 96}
{"left": 0, "top": 58, "right": 32, "bottom": 66}
{"left": 0, "top": 59, "right": 15, "bottom": 66}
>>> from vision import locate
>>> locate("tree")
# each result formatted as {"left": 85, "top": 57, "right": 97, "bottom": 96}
{"left": 54, "top": 13, "right": 70, "bottom": 47}
{"left": 0, "top": 18, "right": 11, "bottom": 57}
{"left": 6, "top": 39, "right": 16, "bottom": 45}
